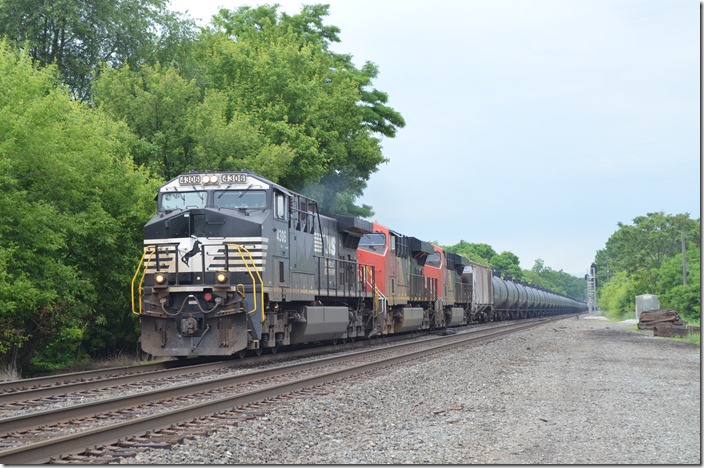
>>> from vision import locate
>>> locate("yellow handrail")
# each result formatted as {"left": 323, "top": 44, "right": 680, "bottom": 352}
{"left": 227, "top": 243, "right": 265, "bottom": 324}
{"left": 362, "top": 265, "right": 384, "bottom": 318}
{"left": 131, "top": 245, "right": 156, "bottom": 315}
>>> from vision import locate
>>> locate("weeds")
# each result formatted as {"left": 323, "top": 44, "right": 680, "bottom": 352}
{"left": 674, "top": 333, "right": 701, "bottom": 346}
{"left": 0, "top": 362, "right": 21, "bottom": 382}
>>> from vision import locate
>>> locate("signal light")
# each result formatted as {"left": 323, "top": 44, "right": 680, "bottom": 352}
{"left": 204, "top": 292, "right": 213, "bottom": 302}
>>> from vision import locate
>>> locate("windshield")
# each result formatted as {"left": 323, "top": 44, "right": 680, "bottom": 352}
{"left": 160, "top": 191, "right": 207, "bottom": 211}
{"left": 215, "top": 190, "right": 267, "bottom": 209}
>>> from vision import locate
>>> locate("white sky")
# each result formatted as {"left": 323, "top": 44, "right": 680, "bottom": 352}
{"left": 168, "top": 0, "right": 700, "bottom": 276}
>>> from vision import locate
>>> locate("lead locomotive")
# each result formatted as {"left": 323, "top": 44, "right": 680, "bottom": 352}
{"left": 133, "top": 171, "right": 378, "bottom": 357}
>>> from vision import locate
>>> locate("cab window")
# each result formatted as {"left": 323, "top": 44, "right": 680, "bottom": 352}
{"left": 160, "top": 191, "right": 207, "bottom": 211}
{"left": 275, "top": 193, "right": 288, "bottom": 220}
{"left": 426, "top": 252, "right": 441, "bottom": 267}
{"left": 359, "top": 232, "right": 386, "bottom": 251}
{"left": 215, "top": 190, "right": 267, "bottom": 209}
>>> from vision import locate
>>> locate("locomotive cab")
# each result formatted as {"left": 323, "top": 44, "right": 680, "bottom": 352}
{"left": 135, "top": 172, "right": 285, "bottom": 357}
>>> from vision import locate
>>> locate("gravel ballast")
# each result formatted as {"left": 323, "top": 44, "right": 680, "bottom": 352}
{"left": 125, "top": 314, "right": 701, "bottom": 464}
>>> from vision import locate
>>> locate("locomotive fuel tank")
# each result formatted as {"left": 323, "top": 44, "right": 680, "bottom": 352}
{"left": 289, "top": 306, "right": 350, "bottom": 344}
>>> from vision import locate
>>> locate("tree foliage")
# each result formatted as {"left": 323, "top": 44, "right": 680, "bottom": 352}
{"left": 184, "top": 4, "right": 405, "bottom": 214}
{"left": 524, "top": 259, "right": 587, "bottom": 301}
{"left": 0, "top": 2, "right": 405, "bottom": 373}
{"left": 0, "top": 42, "right": 157, "bottom": 373}
{"left": 595, "top": 212, "right": 700, "bottom": 320}
{"left": 443, "top": 241, "right": 585, "bottom": 300}
{"left": 0, "top": 0, "right": 196, "bottom": 100}
{"left": 444, "top": 240, "right": 496, "bottom": 265}
{"left": 95, "top": 4, "right": 405, "bottom": 215}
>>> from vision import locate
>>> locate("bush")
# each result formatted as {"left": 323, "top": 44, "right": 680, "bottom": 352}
{"left": 599, "top": 271, "right": 637, "bottom": 319}
{"left": 30, "top": 326, "right": 89, "bottom": 373}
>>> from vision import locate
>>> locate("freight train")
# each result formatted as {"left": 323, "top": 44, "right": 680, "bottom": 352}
{"left": 132, "top": 171, "right": 586, "bottom": 358}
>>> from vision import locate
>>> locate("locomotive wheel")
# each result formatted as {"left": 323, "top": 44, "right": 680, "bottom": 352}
{"left": 255, "top": 347, "right": 263, "bottom": 356}
{"left": 270, "top": 345, "right": 279, "bottom": 354}
{"left": 236, "top": 349, "right": 247, "bottom": 359}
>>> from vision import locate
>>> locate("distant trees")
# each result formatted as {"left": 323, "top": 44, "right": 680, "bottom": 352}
{"left": 595, "top": 212, "right": 700, "bottom": 321}
{"left": 443, "top": 241, "right": 586, "bottom": 301}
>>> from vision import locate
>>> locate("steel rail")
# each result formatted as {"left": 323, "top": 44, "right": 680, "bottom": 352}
{"left": 0, "top": 361, "right": 182, "bottom": 396}
{"left": 0, "top": 316, "right": 572, "bottom": 465}
{"left": 0, "top": 330, "right": 418, "bottom": 404}
{"left": 0, "top": 319, "right": 540, "bottom": 433}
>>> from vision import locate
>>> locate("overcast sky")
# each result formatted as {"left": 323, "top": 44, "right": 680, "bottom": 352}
{"left": 168, "top": 0, "right": 700, "bottom": 276}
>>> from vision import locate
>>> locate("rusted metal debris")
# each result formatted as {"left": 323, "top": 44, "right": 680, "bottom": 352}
{"left": 637, "top": 308, "right": 692, "bottom": 337}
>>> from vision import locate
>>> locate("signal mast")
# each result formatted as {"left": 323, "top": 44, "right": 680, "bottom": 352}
{"left": 585, "top": 262, "right": 597, "bottom": 312}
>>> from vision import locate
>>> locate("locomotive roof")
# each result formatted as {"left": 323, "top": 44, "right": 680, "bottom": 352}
{"left": 159, "top": 170, "right": 312, "bottom": 202}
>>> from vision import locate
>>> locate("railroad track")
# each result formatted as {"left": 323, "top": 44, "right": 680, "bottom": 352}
{"left": 0, "top": 329, "right": 425, "bottom": 408}
{"left": 0, "top": 315, "right": 575, "bottom": 464}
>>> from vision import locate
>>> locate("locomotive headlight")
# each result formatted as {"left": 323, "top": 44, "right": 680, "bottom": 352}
{"left": 203, "top": 175, "right": 218, "bottom": 184}
{"left": 216, "top": 272, "right": 228, "bottom": 284}
{"left": 154, "top": 272, "right": 168, "bottom": 286}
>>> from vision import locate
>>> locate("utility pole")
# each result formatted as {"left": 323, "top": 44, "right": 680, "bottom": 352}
{"left": 681, "top": 230, "right": 687, "bottom": 286}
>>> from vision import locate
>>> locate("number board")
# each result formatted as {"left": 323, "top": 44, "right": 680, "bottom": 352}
{"left": 221, "top": 173, "right": 248, "bottom": 184}
{"left": 178, "top": 175, "right": 201, "bottom": 185}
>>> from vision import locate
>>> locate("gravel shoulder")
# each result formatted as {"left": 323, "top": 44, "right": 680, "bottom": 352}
{"left": 126, "top": 314, "right": 701, "bottom": 464}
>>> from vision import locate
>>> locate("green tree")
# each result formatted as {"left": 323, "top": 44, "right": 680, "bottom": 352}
{"left": 491, "top": 251, "right": 522, "bottom": 280}
{"left": 93, "top": 4, "right": 404, "bottom": 215}
{"left": 594, "top": 212, "right": 700, "bottom": 320}
{"left": 655, "top": 236, "right": 701, "bottom": 322}
{"left": 598, "top": 271, "right": 638, "bottom": 319}
{"left": 198, "top": 4, "right": 405, "bottom": 215}
{"left": 0, "top": 42, "right": 156, "bottom": 374}
{"left": 596, "top": 212, "right": 698, "bottom": 288}
{"left": 444, "top": 240, "right": 496, "bottom": 265}
{"left": 524, "top": 259, "right": 586, "bottom": 301}
{"left": 94, "top": 64, "right": 298, "bottom": 183}
{"left": 93, "top": 63, "right": 201, "bottom": 178}
{"left": 0, "top": 0, "right": 196, "bottom": 100}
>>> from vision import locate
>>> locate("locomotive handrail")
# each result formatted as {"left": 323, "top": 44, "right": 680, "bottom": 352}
{"left": 131, "top": 245, "right": 157, "bottom": 315}
{"left": 361, "top": 265, "right": 385, "bottom": 318}
{"left": 226, "top": 243, "right": 265, "bottom": 324}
